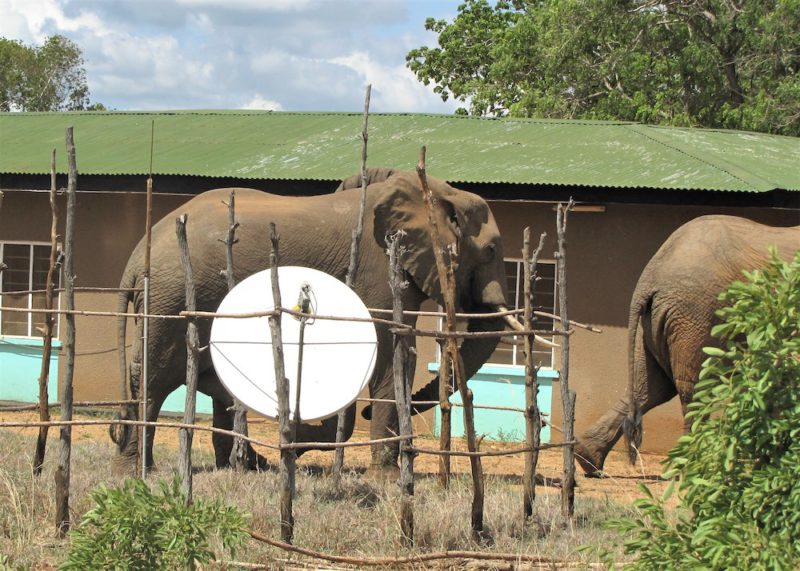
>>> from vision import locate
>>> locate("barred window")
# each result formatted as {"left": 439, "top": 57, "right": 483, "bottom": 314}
{"left": 0, "top": 243, "right": 58, "bottom": 338}
{"left": 489, "top": 259, "right": 557, "bottom": 368}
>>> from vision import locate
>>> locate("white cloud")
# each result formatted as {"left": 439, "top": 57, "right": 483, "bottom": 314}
{"left": 0, "top": 0, "right": 105, "bottom": 42}
{"left": 175, "top": 0, "right": 310, "bottom": 10}
{"left": 241, "top": 95, "right": 283, "bottom": 111}
{"left": 0, "top": 0, "right": 462, "bottom": 112}
{"left": 329, "top": 51, "right": 456, "bottom": 112}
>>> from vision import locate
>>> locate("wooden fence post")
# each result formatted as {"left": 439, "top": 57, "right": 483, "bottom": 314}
{"left": 437, "top": 337, "right": 452, "bottom": 488}
{"left": 219, "top": 190, "right": 249, "bottom": 471}
{"left": 523, "top": 228, "right": 546, "bottom": 520}
{"left": 388, "top": 231, "right": 415, "bottom": 545}
{"left": 269, "top": 223, "right": 296, "bottom": 544}
{"left": 33, "top": 148, "right": 59, "bottom": 476}
{"left": 333, "top": 83, "right": 372, "bottom": 478}
{"left": 417, "top": 147, "right": 484, "bottom": 535}
{"left": 556, "top": 201, "right": 576, "bottom": 518}
{"left": 176, "top": 214, "right": 199, "bottom": 502}
{"left": 140, "top": 120, "right": 155, "bottom": 478}
{"left": 55, "top": 127, "right": 77, "bottom": 536}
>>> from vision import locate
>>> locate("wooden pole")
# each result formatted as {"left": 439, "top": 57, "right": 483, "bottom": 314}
{"left": 140, "top": 121, "right": 155, "bottom": 478}
{"left": 55, "top": 127, "right": 77, "bottom": 536}
{"left": 388, "top": 232, "right": 415, "bottom": 545}
{"left": 522, "top": 228, "right": 546, "bottom": 521}
{"left": 333, "top": 83, "right": 372, "bottom": 478}
{"left": 33, "top": 148, "right": 59, "bottom": 476}
{"left": 437, "top": 335, "right": 452, "bottom": 488}
{"left": 556, "top": 201, "right": 576, "bottom": 518}
{"left": 0, "top": 191, "right": 5, "bottom": 275}
{"left": 416, "top": 147, "right": 484, "bottom": 535}
{"left": 269, "top": 223, "right": 296, "bottom": 544}
{"left": 413, "top": 148, "right": 454, "bottom": 488}
{"left": 176, "top": 214, "right": 199, "bottom": 502}
{"left": 220, "top": 191, "right": 249, "bottom": 471}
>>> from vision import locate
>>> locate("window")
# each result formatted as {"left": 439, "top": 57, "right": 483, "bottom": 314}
{"left": 0, "top": 242, "right": 58, "bottom": 337}
{"left": 489, "top": 259, "right": 557, "bottom": 368}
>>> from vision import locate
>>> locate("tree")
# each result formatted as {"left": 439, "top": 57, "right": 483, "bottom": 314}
{"left": 602, "top": 250, "right": 800, "bottom": 569}
{"left": 0, "top": 35, "right": 103, "bottom": 112}
{"left": 407, "top": 0, "right": 800, "bottom": 136}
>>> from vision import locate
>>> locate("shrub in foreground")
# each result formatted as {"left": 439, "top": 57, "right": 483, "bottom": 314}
{"left": 604, "top": 250, "right": 800, "bottom": 569}
{"left": 61, "top": 477, "right": 248, "bottom": 570}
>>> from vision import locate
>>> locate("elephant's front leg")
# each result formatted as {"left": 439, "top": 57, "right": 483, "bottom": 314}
{"left": 369, "top": 364, "right": 402, "bottom": 471}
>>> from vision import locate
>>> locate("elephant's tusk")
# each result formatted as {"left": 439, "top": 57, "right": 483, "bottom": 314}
{"left": 498, "top": 305, "right": 560, "bottom": 349}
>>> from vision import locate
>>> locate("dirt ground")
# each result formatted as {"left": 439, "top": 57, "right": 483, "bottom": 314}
{"left": 0, "top": 407, "right": 669, "bottom": 505}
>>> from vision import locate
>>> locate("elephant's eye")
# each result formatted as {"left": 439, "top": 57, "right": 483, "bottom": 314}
{"left": 484, "top": 242, "right": 497, "bottom": 261}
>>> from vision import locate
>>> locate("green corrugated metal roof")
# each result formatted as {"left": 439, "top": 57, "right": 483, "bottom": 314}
{"left": 1, "top": 110, "right": 798, "bottom": 193}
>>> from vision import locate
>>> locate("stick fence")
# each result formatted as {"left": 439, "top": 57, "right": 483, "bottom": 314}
{"left": 0, "top": 127, "right": 592, "bottom": 560}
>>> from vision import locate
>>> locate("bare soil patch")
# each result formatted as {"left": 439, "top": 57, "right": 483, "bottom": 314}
{"left": 1, "top": 408, "right": 669, "bottom": 502}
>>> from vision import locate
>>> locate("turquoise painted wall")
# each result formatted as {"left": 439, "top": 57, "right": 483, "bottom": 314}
{"left": 0, "top": 337, "right": 61, "bottom": 402}
{"left": 161, "top": 386, "right": 213, "bottom": 415}
{"left": 0, "top": 336, "right": 213, "bottom": 414}
{"left": 431, "top": 363, "right": 557, "bottom": 443}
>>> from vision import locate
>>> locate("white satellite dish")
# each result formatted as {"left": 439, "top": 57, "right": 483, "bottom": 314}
{"left": 209, "top": 266, "right": 378, "bottom": 422}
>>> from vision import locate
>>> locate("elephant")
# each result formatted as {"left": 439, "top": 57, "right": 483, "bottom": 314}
{"left": 112, "top": 168, "right": 528, "bottom": 474}
{"left": 575, "top": 215, "right": 800, "bottom": 476}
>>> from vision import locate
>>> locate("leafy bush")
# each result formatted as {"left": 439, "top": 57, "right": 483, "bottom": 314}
{"left": 604, "top": 250, "right": 800, "bottom": 570}
{"left": 61, "top": 477, "right": 248, "bottom": 570}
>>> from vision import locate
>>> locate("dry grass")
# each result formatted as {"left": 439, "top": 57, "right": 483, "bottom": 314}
{"left": 0, "top": 414, "right": 669, "bottom": 569}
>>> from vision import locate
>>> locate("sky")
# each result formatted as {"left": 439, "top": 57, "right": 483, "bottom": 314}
{"left": 0, "top": 0, "right": 464, "bottom": 113}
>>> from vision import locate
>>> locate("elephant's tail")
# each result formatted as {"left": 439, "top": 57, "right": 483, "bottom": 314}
{"left": 622, "top": 296, "right": 646, "bottom": 465}
{"left": 117, "top": 268, "right": 135, "bottom": 403}
{"left": 111, "top": 267, "right": 136, "bottom": 448}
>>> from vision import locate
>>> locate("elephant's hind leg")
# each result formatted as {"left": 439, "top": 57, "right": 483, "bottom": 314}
{"left": 294, "top": 404, "right": 356, "bottom": 457}
{"left": 576, "top": 329, "right": 676, "bottom": 476}
{"left": 197, "top": 369, "right": 253, "bottom": 469}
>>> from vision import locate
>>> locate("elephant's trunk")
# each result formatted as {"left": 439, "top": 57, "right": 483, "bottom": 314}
{"left": 407, "top": 305, "right": 507, "bottom": 416}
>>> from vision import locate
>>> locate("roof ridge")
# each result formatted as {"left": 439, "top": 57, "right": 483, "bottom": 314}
{"left": 627, "top": 124, "right": 776, "bottom": 192}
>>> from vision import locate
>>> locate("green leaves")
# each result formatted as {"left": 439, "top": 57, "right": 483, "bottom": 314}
{"left": 61, "top": 477, "right": 248, "bottom": 570}
{"left": 601, "top": 250, "right": 800, "bottom": 569}
{"left": 0, "top": 34, "right": 102, "bottom": 112}
{"left": 408, "top": 0, "right": 800, "bottom": 135}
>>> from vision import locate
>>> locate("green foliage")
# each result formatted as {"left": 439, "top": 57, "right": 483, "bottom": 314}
{"left": 0, "top": 35, "right": 103, "bottom": 112}
{"left": 408, "top": 0, "right": 800, "bottom": 136}
{"left": 61, "top": 478, "right": 248, "bottom": 570}
{"left": 602, "top": 250, "right": 800, "bottom": 570}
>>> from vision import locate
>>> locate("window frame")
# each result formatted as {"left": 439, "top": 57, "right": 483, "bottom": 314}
{"left": 0, "top": 241, "right": 61, "bottom": 339}
{"left": 496, "top": 257, "right": 557, "bottom": 369}
{"left": 435, "top": 257, "right": 558, "bottom": 370}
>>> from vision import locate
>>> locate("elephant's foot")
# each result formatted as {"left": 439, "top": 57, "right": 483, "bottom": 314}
{"left": 574, "top": 438, "right": 608, "bottom": 477}
{"left": 365, "top": 463, "right": 400, "bottom": 484}
{"left": 112, "top": 453, "right": 155, "bottom": 477}
{"left": 219, "top": 444, "right": 273, "bottom": 472}
{"left": 112, "top": 455, "right": 137, "bottom": 477}
{"left": 366, "top": 443, "right": 400, "bottom": 482}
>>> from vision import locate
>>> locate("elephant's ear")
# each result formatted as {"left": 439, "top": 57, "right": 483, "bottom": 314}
{"left": 372, "top": 171, "right": 463, "bottom": 303}
{"left": 335, "top": 167, "right": 398, "bottom": 192}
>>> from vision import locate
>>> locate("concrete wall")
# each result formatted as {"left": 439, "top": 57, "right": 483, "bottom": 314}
{"left": 0, "top": 190, "right": 188, "bottom": 404}
{"left": 486, "top": 200, "right": 799, "bottom": 453}
{"left": 2, "top": 187, "right": 797, "bottom": 455}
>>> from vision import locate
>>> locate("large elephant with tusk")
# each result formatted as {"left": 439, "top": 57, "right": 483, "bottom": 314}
{"left": 113, "top": 168, "right": 535, "bottom": 474}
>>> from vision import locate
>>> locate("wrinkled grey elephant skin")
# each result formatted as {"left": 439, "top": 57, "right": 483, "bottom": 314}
{"left": 575, "top": 215, "right": 800, "bottom": 476}
{"left": 113, "top": 169, "right": 511, "bottom": 474}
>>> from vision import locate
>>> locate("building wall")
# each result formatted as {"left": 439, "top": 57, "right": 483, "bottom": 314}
{"left": 2, "top": 187, "right": 797, "bottom": 455}
{"left": 486, "top": 199, "right": 799, "bottom": 453}
{"left": 0, "top": 190, "right": 187, "bottom": 404}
